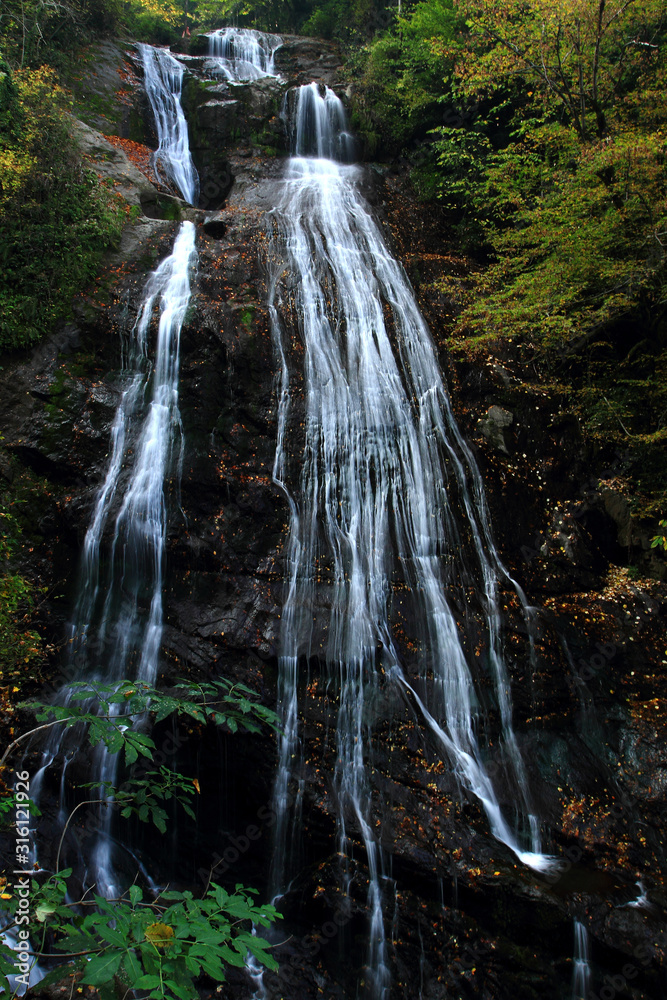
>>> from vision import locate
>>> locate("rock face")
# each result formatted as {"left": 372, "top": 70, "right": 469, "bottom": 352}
{"left": 1, "top": 31, "right": 666, "bottom": 1000}
{"left": 477, "top": 403, "right": 514, "bottom": 455}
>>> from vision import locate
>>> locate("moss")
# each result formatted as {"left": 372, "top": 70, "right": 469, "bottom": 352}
{"left": 149, "top": 195, "right": 183, "bottom": 222}
{"left": 128, "top": 107, "right": 147, "bottom": 144}
{"left": 240, "top": 306, "right": 256, "bottom": 332}
{"left": 71, "top": 87, "right": 119, "bottom": 129}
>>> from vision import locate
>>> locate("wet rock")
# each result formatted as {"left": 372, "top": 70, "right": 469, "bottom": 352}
{"left": 64, "top": 39, "right": 145, "bottom": 139}
{"left": 70, "top": 116, "right": 157, "bottom": 208}
{"left": 478, "top": 404, "right": 514, "bottom": 455}
{"left": 599, "top": 485, "right": 667, "bottom": 581}
{"left": 274, "top": 35, "right": 343, "bottom": 87}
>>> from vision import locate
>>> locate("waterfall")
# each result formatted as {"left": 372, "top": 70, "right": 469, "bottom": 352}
{"left": 81, "top": 220, "right": 195, "bottom": 690}
{"left": 285, "top": 81, "right": 355, "bottom": 161}
{"left": 31, "top": 221, "right": 196, "bottom": 896}
{"left": 205, "top": 27, "right": 282, "bottom": 81}
{"left": 26, "top": 41, "right": 200, "bottom": 896}
{"left": 268, "top": 81, "right": 553, "bottom": 997}
{"left": 139, "top": 43, "right": 199, "bottom": 205}
{"left": 572, "top": 919, "right": 591, "bottom": 999}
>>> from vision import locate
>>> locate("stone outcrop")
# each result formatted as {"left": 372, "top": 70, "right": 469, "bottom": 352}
{"left": 477, "top": 403, "right": 514, "bottom": 455}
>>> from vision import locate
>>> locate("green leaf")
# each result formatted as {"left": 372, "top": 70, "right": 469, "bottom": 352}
{"left": 164, "top": 979, "right": 194, "bottom": 1000}
{"left": 152, "top": 810, "right": 167, "bottom": 834}
{"left": 133, "top": 973, "right": 162, "bottom": 989}
{"left": 123, "top": 949, "right": 142, "bottom": 982}
{"left": 82, "top": 951, "right": 122, "bottom": 986}
{"left": 96, "top": 924, "right": 127, "bottom": 948}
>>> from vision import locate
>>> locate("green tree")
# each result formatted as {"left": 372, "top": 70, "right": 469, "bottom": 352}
{"left": 350, "top": 0, "right": 457, "bottom": 151}
{"left": 0, "top": 0, "right": 123, "bottom": 67}
{"left": 450, "top": 0, "right": 665, "bottom": 139}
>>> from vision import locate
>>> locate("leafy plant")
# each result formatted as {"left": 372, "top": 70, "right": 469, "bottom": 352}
{"left": 450, "top": 0, "right": 665, "bottom": 140}
{"left": 0, "top": 679, "right": 281, "bottom": 996}
{"left": 0, "top": 65, "right": 125, "bottom": 353}
{"left": 0, "top": 0, "right": 123, "bottom": 67}
{"left": 349, "top": 0, "right": 457, "bottom": 148}
{"left": 2, "top": 677, "right": 279, "bottom": 767}
{"left": 1, "top": 875, "right": 279, "bottom": 1000}
{"left": 650, "top": 519, "right": 667, "bottom": 551}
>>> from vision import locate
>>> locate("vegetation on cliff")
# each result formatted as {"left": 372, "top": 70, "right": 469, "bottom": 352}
{"left": 0, "top": 63, "right": 126, "bottom": 351}
{"left": 0, "top": 498, "right": 43, "bottom": 685}
{"left": 0, "top": 681, "right": 280, "bottom": 998}
{"left": 341, "top": 0, "right": 667, "bottom": 518}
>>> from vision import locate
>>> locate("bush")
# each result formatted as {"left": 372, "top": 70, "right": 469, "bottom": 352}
{"left": 0, "top": 499, "right": 43, "bottom": 682}
{"left": 0, "top": 65, "right": 125, "bottom": 352}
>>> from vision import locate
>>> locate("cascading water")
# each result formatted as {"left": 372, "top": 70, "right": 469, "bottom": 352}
{"left": 572, "top": 919, "right": 591, "bottom": 999}
{"left": 268, "top": 81, "right": 553, "bottom": 996}
{"left": 139, "top": 43, "right": 199, "bottom": 205}
{"left": 205, "top": 27, "right": 282, "bottom": 81}
{"left": 30, "top": 46, "right": 198, "bottom": 897}
{"left": 32, "top": 221, "right": 196, "bottom": 895}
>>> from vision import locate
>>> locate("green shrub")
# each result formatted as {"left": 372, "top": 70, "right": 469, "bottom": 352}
{"left": 0, "top": 65, "right": 125, "bottom": 352}
{"left": 0, "top": 499, "right": 43, "bottom": 682}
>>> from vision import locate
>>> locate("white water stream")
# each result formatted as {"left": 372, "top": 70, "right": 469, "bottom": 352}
{"left": 268, "top": 81, "right": 554, "bottom": 996}
{"left": 139, "top": 43, "right": 199, "bottom": 205}
{"left": 30, "top": 45, "right": 198, "bottom": 897}
{"left": 205, "top": 27, "right": 282, "bottom": 81}
{"left": 32, "top": 221, "right": 196, "bottom": 896}
{"left": 572, "top": 919, "right": 591, "bottom": 999}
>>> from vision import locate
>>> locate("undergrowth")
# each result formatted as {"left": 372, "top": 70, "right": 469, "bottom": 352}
{"left": 0, "top": 64, "right": 125, "bottom": 352}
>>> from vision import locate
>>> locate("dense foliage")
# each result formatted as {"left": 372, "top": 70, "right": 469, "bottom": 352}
{"left": 338, "top": 0, "right": 667, "bottom": 514}
{"left": 0, "top": 498, "right": 43, "bottom": 682}
{"left": 0, "top": 64, "right": 125, "bottom": 351}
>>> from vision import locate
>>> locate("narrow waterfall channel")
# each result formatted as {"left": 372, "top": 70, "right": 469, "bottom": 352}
{"left": 30, "top": 44, "right": 198, "bottom": 896}
{"left": 205, "top": 26, "right": 282, "bottom": 81}
{"left": 139, "top": 43, "right": 199, "bottom": 205}
{"left": 268, "top": 81, "right": 553, "bottom": 997}
{"left": 571, "top": 920, "right": 591, "bottom": 999}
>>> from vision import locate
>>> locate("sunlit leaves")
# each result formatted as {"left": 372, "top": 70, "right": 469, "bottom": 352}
{"left": 458, "top": 126, "right": 667, "bottom": 346}
{"left": 0, "top": 65, "right": 125, "bottom": 351}
{"left": 451, "top": 0, "right": 665, "bottom": 138}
